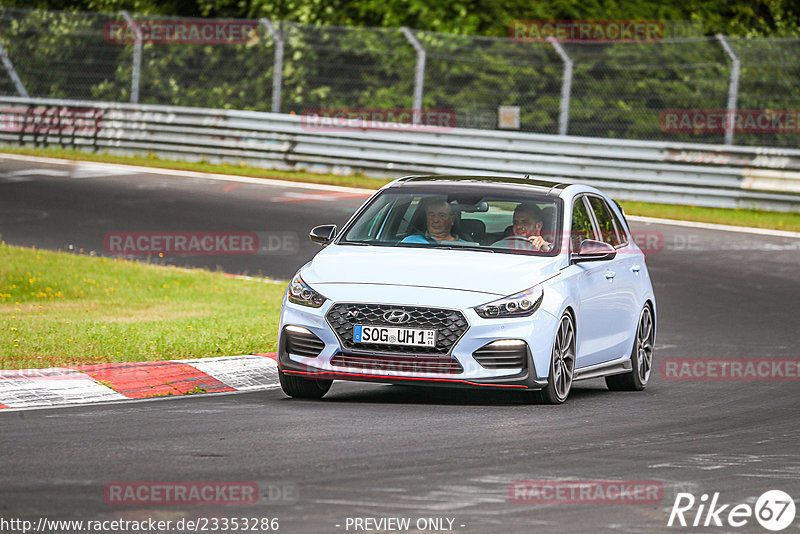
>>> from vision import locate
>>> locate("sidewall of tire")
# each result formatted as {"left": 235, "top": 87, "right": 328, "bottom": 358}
{"left": 533, "top": 313, "right": 574, "bottom": 405}
{"left": 278, "top": 369, "right": 332, "bottom": 399}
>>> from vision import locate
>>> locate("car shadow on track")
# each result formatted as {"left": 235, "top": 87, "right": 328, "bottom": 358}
{"left": 296, "top": 382, "right": 616, "bottom": 406}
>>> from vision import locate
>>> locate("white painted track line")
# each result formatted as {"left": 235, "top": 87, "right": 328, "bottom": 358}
{"left": 175, "top": 355, "right": 280, "bottom": 391}
{"left": 0, "top": 368, "right": 126, "bottom": 408}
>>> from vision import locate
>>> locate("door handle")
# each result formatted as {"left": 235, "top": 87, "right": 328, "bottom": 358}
{"left": 631, "top": 264, "right": 641, "bottom": 273}
{"left": 604, "top": 270, "right": 616, "bottom": 280}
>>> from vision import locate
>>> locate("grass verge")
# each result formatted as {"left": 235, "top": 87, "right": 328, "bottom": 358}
{"left": 3, "top": 145, "right": 800, "bottom": 232}
{"left": 617, "top": 201, "right": 800, "bottom": 232}
{"left": 0, "top": 242, "right": 284, "bottom": 370}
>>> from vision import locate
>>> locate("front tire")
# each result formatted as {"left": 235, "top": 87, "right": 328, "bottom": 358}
{"left": 527, "top": 313, "right": 575, "bottom": 405}
{"left": 606, "top": 305, "right": 654, "bottom": 391}
{"left": 278, "top": 369, "right": 332, "bottom": 399}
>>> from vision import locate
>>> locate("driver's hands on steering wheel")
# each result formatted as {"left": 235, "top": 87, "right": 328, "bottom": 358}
{"left": 507, "top": 234, "right": 551, "bottom": 252}
{"left": 527, "top": 235, "right": 551, "bottom": 252}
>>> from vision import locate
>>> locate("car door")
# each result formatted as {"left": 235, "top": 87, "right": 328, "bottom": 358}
{"left": 585, "top": 195, "right": 639, "bottom": 363}
{"left": 570, "top": 195, "right": 622, "bottom": 368}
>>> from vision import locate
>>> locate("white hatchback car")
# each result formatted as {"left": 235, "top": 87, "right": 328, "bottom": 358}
{"left": 278, "top": 176, "right": 656, "bottom": 404}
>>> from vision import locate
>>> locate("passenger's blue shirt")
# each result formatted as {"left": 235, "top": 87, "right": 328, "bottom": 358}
{"left": 400, "top": 234, "right": 435, "bottom": 244}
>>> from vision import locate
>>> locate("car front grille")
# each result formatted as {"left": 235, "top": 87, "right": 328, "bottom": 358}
{"left": 326, "top": 303, "right": 469, "bottom": 356}
{"left": 472, "top": 340, "right": 528, "bottom": 369}
{"left": 330, "top": 353, "right": 463, "bottom": 374}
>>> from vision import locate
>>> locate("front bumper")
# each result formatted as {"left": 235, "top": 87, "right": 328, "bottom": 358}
{"left": 278, "top": 294, "right": 558, "bottom": 391}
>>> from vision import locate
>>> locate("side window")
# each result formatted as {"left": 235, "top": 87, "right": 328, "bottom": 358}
{"left": 588, "top": 196, "right": 621, "bottom": 247}
{"left": 571, "top": 197, "right": 596, "bottom": 251}
{"left": 608, "top": 202, "right": 629, "bottom": 246}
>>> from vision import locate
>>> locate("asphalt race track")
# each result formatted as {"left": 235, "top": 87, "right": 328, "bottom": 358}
{"left": 1, "top": 156, "right": 799, "bottom": 533}
{"left": 0, "top": 157, "right": 371, "bottom": 278}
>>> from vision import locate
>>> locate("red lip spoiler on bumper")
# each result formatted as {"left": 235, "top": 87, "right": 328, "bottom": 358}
{"left": 282, "top": 368, "right": 532, "bottom": 388}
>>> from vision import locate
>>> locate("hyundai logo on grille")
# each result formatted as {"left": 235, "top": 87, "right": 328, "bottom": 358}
{"left": 383, "top": 309, "right": 411, "bottom": 324}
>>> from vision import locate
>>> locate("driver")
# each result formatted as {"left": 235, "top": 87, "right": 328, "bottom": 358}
{"left": 401, "top": 197, "right": 463, "bottom": 244}
{"left": 493, "top": 202, "right": 551, "bottom": 252}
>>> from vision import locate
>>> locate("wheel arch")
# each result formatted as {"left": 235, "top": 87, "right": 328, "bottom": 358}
{"left": 561, "top": 305, "right": 577, "bottom": 350}
{"left": 644, "top": 298, "right": 656, "bottom": 344}
{"left": 562, "top": 305, "right": 576, "bottom": 326}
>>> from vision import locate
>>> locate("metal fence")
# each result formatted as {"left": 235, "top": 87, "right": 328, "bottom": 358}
{"left": 2, "top": 7, "right": 800, "bottom": 148}
{"left": 2, "top": 96, "right": 799, "bottom": 212}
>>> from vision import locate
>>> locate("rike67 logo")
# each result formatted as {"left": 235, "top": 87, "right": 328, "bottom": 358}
{"left": 668, "top": 490, "right": 796, "bottom": 531}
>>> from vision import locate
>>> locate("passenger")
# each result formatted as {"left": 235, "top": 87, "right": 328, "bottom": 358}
{"left": 401, "top": 198, "right": 462, "bottom": 244}
{"left": 493, "top": 202, "right": 552, "bottom": 252}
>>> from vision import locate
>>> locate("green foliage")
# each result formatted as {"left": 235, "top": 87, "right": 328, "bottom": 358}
{"left": 4, "top": 0, "right": 799, "bottom": 37}
{"left": 1, "top": 3, "right": 799, "bottom": 146}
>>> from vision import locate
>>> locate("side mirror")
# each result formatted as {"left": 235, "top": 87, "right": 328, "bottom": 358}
{"left": 571, "top": 239, "right": 616, "bottom": 263}
{"left": 309, "top": 224, "right": 337, "bottom": 245}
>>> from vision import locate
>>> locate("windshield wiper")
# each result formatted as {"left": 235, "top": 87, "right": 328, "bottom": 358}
{"left": 429, "top": 245, "right": 495, "bottom": 253}
{"left": 340, "top": 241, "right": 400, "bottom": 247}
{"left": 342, "top": 242, "right": 495, "bottom": 252}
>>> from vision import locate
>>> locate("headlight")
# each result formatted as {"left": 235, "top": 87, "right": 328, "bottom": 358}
{"left": 474, "top": 286, "right": 543, "bottom": 319}
{"left": 287, "top": 272, "right": 327, "bottom": 308}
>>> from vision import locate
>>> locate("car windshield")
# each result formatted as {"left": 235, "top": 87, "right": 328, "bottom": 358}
{"left": 340, "top": 186, "right": 562, "bottom": 256}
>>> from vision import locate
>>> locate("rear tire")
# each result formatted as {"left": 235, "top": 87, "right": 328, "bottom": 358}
{"left": 525, "top": 312, "right": 575, "bottom": 405}
{"left": 605, "top": 305, "right": 654, "bottom": 391}
{"left": 278, "top": 369, "right": 332, "bottom": 399}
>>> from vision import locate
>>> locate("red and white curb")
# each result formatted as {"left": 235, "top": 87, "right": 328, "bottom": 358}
{"left": 0, "top": 353, "right": 278, "bottom": 411}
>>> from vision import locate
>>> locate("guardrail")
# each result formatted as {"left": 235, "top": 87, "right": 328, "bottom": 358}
{"left": 1, "top": 96, "right": 799, "bottom": 212}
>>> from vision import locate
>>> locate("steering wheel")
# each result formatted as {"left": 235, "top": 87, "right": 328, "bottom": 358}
{"left": 505, "top": 235, "right": 552, "bottom": 252}
{"left": 505, "top": 235, "right": 534, "bottom": 247}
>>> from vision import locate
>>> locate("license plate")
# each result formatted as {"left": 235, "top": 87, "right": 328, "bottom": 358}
{"left": 353, "top": 325, "right": 436, "bottom": 347}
